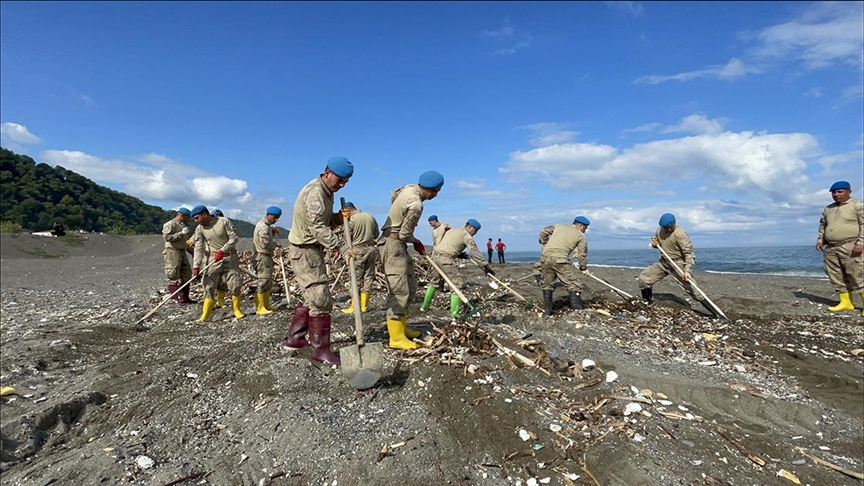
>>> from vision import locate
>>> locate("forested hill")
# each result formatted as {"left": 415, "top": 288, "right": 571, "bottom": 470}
{"left": 0, "top": 148, "right": 259, "bottom": 237}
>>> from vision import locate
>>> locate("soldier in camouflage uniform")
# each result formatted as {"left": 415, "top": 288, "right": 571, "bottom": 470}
{"left": 192, "top": 205, "right": 244, "bottom": 322}
{"left": 340, "top": 202, "right": 380, "bottom": 315}
{"left": 427, "top": 215, "right": 450, "bottom": 247}
{"left": 282, "top": 157, "right": 353, "bottom": 366}
{"left": 161, "top": 207, "right": 195, "bottom": 304}
{"left": 816, "top": 180, "right": 864, "bottom": 316}
{"left": 379, "top": 170, "right": 444, "bottom": 350}
{"left": 539, "top": 216, "right": 591, "bottom": 315}
{"left": 423, "top": 219, "right": 494, "bottom": 317}
{"left": 252, "top": 206, "right": 283, "bottom": 316}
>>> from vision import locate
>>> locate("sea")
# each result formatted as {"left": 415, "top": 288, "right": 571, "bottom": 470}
{"left": 501, "top": 246, "right": 826, "bottom": 278}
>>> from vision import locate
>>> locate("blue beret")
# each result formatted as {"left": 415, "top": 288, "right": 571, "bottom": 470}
{"left": 212, "top": 209, "right": 224, "bottom": 217}
{"left": 418, "top": 170, "right": 444, "bottom": 190}
{"left": 266, "top": 206, "right": 282, "bottom": 216}
{"left": 191, "top": 205, "right": 209, "bottom": 216}
{"left": 327, "top": 156, "right": 354, "bottom": 178}
{"left": 829, "top": 180, "right": 851, "bottom": 192}
{"left": 177, "top": 207, "right": 191, "bottom": 216}
{"left": 659, "top": 213, "right": 676, "bottom": 228}
{"left": 345, "top": 201, "right": 356, "bottom": 209}
{"left": 428, "top": 214, "right": 438, "bottom": 221}
{"left": 573, "top": 216, "right": 590, "bottom": 226}
{"left": 466, "top": 219, "right": 481, "bottom": 230}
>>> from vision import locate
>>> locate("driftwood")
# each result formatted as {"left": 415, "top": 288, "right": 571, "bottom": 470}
{"left": 489, "top": 337, "right": 551, "bottom": 375}
{"left": 797, "top": 447, "right": 864, "bottom": 480}
{"left": 716, "top": 426, "right": 765, "bottom": 466}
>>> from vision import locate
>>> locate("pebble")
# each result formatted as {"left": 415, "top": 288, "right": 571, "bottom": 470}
{"left": 135, "top": 455, "right": 154, "bottom": 469}
{"left": 581, "top": 359, "right": 595, "bottom": 371}
{"left": 791, "top": 458, "right": 806, "bottom": 465}
{"left": 605, "top": 371, "right": 618, "bottom": 383}
{"left": 680, "top": 440, "right": 695, "bottom": 448}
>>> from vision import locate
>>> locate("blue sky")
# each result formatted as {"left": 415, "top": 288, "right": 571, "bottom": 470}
{"left": 2, "top": 1, "right": 862, "bottom": 251}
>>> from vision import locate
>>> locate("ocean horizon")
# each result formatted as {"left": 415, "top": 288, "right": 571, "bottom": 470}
{"left": 491, "top": 245, "right": 826, "bottom": 279}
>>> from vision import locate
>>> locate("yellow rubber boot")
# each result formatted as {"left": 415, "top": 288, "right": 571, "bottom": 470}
{"left": 341, "top": 297, "right": 356, "bottom": 314}
{"left": 387, "top": 317, "right": 418, "bottom": 350}
{"left": 828, "top": 292, "right": 854, "bottom": 312}
{"left": 197, "top": 298, "right": 216, "bottom": 323}
{"left": 255, "top": 293, "right": 273, "bottom": 316}
{"left": 231, "top": 295, "right": 245, "bottom": 319}
{"left": 216, "top": 290, "right": 226, "bottom": 308}
{"left": 360, "top": 292, "right": 370, "bottom": 313}
{"left": 402, "top": 315, "right": 420, "bottom": 339}
{"left": 263, "top": 290, "right": 275, "bottom": 311}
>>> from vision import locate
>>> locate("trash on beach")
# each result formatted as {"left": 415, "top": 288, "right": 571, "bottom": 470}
{"left": 605, "top": 371, "right": 618, "bottom": 383}
{"left": 581, "top": 359, "right": 595, "bottom": 371}
{"left": 777, "top": 469, "right": 801, "bottom": 484}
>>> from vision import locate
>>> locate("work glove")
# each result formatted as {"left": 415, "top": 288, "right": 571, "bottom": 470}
{"left": 581, "top": 269, "right": 592, "bottom": 276}
{"left": 483, "top": 265, "right": 495, "bottom": 276}
{"left": 682, "top": 272, "right": 691, "bottom": 283}
{"left": 213, "top": 250, "right": 224, "bottom": 262}
{"left": 186, "top": 239, "right": 194, "bottom": 247}
{"left": 192, "top": 268, "right": 200, "bottom": 279}
{"left": 272, "top": 228, "right": 280, "bottom": 236}
{"left": 340, "top": 208, "right": 352, "bottom": 221}
{"left": 343, "top": 247, "right": 357, "bottom": 264}
{"left": 181, "top": 227, "right": 190, "bottom": 236}
{"left": 650, "top": 237, "right": 659, "bottom": 248}
{"left": 412, "top": 240, "right": 426, "bottom": 255}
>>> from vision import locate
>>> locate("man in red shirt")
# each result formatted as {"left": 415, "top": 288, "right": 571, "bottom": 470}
{"left": 486, "top": 238, "right": 493, "bottom": 264}
{"left": 495, "top": 238, "right": 507, "bottom": 264}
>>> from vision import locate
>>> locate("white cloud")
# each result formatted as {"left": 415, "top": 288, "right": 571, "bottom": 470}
{"left": 1, "top": 122, "right": 42, "bottom": 145}
{"left": 518, "top": 122, "right": 579, "bottom": 147}
{"left": 605, "top": 1, "right": 645, "bottom": 17}
{"left": 661, "top": 114, "right": 726, "bottom": 135}
{"left": 39, "top": 149, "right": 258, "bottom": 218}
{"left": 482, "top": 21, "right": 532, "bottom": 55}
{"left": 803, "top": 87, "right": 824, "bottom": 98}
{"left": 453, "top": 178, "right": 527, "bottom": 200}
{"left": 750, "top": 2, "right": 864, "bottom": 70}
{"left": 634, "top": 58, "right": 758, "bottom": 85}
{"left": 502, "top": 117, "right": 819, "bottom": 203}
{"left": 817, "top": 150, "right": 864, "bottom": 171}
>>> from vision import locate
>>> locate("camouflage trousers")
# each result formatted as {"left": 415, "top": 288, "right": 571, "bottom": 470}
{"left": 163, "top": 248, "right": 192, "bottom": 285}
{"left": 379, "top": 238, "right": 417, "bottom": 319}
{"left": 201, "top": 253, "right": 241, "bottom": 299}
{"left": 823, "top": 240, "right": 864, "bottom": 293}
{"left": 638, "top": 260, "right": 697, "bottom": 298}
{"left": 353, "top": 244, "right": 379, "bottom": 293}
{"left": 289, "top": 244, "right": 332, "bottom": 316}
{"left": 432, "top": 252, "right": 467, "bottom": 290}
{"left": 540, "top": 256, "right": 583, "bottom": 292}
{"left": 253, "top": 253, "right": 274, "bottom": 292}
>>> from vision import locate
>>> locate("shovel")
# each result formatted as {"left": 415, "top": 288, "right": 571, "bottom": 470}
{"left": 337, "top": 197, "right": 384, "bottom": 390}
{"left": 656, "top": 245, "right": 728, "bottom": 320}
{"left": 277, "top": 252, "right": 292, "bottom": 308}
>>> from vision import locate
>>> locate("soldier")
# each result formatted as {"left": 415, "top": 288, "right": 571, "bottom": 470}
{"left": 816, "top": 180, "right": 864, "bottom": 316}
{"left": 380, "top": 170, "right": 444, "bottom": 349}
{"left": 252, "top": 206, "right": 283, "bottom": 316}
{"left": 427, "top": 215, "right": 450, "bottom": 247}
{"left": 191, "top": 205, "right": 244, "bottom": 322}
{"left": 340, "top": 202, "right": 380, "bottom": 314}
{"left": 539, "top": 216, "right": 590, "bottom": 315}
{"left": 212, "top": 209, "right": 224, "bottom": 217}
{"left": 639, "top": 213, "right": 718, "bottom": 316}
{"left": 282, "top": 157, "right": 354, "bottom": 366}
{"left": 161, "top": 207, "right": 195, "bottom": 304}
{"left": 423, "top": 219, "right": 494, "bottom": 317}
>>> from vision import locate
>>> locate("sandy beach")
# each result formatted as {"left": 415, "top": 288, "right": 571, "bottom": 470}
{"left": 1, "top": 232, "right": 862, "bottom": 485}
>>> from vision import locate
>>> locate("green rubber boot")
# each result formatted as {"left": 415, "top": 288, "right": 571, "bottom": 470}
{"left": 449, "top": 294, "right": 461, "bottom": 319}
{"left": 419, "top": 286, "right": 436, "bottom": 312}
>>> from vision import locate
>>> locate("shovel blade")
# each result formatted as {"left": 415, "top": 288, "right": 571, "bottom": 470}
{"left": 340, "top": 342, "right": 384, "bottom": 390}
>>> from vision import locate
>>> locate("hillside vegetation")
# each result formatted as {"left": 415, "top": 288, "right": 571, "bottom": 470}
{"left": 0, "top": 148, "right": 267, "bottom": 237}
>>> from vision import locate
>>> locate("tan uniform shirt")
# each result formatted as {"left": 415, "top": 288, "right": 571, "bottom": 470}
{"left": 162, "top": 219, "right": 190, "bottom": 250}
{"left": 817, "top": 197, "right": 864, "bottom": 246}
{"left": 540, "top": 224, "right": 588, "bottom": 270}
{"left": 432, "top": 224, "right": 448, "bottom": 246}
{"left": 288, "top": 175, "right": 342, "bottom": 250}
{"left": 381, "top": 184, "right": 423, "bottom": 243}
{"left": 349, "top": 211, "right": 379, "bottom": 246}
{"left": 434, "top": 227, "right": 486, "bottom": 267}
{"left": 193, "top": 217, "right": 238, "bottom": 268}
{"left": 654, "top": 226, "right": 695, "bottom": 273}
{"left": 253, "top": 217, "right": 279, "bottom": 255}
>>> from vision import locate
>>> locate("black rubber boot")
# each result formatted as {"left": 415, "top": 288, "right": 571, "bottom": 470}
{"left": 543, "top": 290, "right": 554, "bottom": 316}
{"left": 309, "top": 314, "right": 341, "bottom": 366}
{"left": 641, "top": 288, "right": 653, "bottom": 305}
{"left": 283, "top": 305, "right": 310, "bottom": 349}
{"left": 569, "top": 291, "right": 583, "bottom": 310}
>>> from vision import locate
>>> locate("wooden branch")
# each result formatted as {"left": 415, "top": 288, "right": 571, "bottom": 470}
{"left": 797, "top": 447, "right": 864, "bottom": 480}
{"left": 716, "top": 426, "right": 765, "bottom": 467}
{"left": 490, "top": 337, "right": 551, "bottom": 375}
